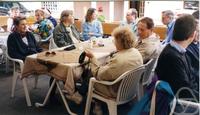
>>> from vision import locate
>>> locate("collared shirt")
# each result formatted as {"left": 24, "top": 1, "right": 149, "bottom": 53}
{"left": 170, "top": 40, "right": 186, "bottom": 53}
{"left": 120, "top": 21, "right": 137, "bottom": 33}
{"left": 82, "top": 20, "right": 103, "bottom": 41}
{"left": 66, "top": 26, "right": 79, "bottom": 44}
{"left": 22, "top": 37, "right": 28, "bottom": 45}
{"left": 162, "top": 20, "right": 175, "bottom": 45}
{"left": 136, "top": 32, "right": 160, "bottom": 45}
{"left": 135, "top": 32, "right": 161, "bottom": 62}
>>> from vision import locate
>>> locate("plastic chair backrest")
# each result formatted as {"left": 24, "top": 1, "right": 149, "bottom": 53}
{"left": 143, "top": 58, "right": 157, "bottom": 86}
{"left": 40, "top": 33, "right": 53, "bottom": 43}
{"left": 49, "top": 37, "right": 58, "bottom": 50}
{"left": 6, "top": 49, "right": 24, "bottom": 74}
{"left": 116, "top": 66, "right": 145, "bottom": 104}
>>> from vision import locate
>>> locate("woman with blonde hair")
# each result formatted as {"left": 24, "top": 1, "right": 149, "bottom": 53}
{"left": 85, "top": 26, "right": 143, "bottom": 114}
{"left": 31, "top": 9, "right": 54, "bottom": 41}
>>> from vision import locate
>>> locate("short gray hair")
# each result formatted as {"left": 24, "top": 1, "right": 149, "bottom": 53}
{"left": 60, "top": 10, "right": 73, "bottom": 22}
{"left": 129, "top": 8, "right": 138, "bottom": 18}
{"left": 162, "top": 10, "right": 174, "bottom": 20}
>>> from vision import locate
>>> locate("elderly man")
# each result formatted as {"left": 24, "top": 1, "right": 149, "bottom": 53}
{"left": 53, "top": 10, "right": 83, "bottom": 47}
{"left": 120, "top": 8, "right": 138, "bottom": 33}
{"left": 161, "top": 10, "right": 175, "bottom": 45}
{"left": 135, "top": 17, "right": 161, "bottom": 63}
{"left": 156, "top": 14, "right": 198, "bottom": 100}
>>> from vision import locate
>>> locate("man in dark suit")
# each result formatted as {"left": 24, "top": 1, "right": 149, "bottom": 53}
{"left": 185, "top": 11, "right": 199, "bottom": 95}
{"left": 155, "top": 14, "right": 198, "bottom": 101}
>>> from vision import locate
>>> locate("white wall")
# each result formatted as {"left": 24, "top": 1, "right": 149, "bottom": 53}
{"left": 53, "top": 2, "right": 74, "bottom": 19}
{"left": 20, "top": 2, "right": 41, "bottom": 11}
{"left": 144, "top": 1, "right": 197, "bottom": 25}
{"left": 144, "top": 1, "right": 184, "bottom": 25}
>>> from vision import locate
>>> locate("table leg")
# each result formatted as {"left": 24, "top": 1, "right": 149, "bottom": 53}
{"left": 35, "top": 78, "right": 56, "bottom": 107}
{"left": 56, "top": 81, "right": 77, "bottom": 115}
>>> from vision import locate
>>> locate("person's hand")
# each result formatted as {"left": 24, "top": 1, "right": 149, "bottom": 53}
{"left": 85, "top": 49, "right": 94, "bottom": 58}
{"left": 88, "top": 32, "right": 94, "bottom": 36}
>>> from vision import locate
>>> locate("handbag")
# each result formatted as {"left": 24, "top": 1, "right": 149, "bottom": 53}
{"left": 128, "top": 80, "right": 176, "bottom": 115}
{"left": 77, "top": 56, "right": 93, "bottom": 95}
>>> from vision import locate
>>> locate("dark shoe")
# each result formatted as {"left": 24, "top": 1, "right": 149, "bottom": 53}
{"left": 93, "top": 104, "right": 103, "bottom": 115}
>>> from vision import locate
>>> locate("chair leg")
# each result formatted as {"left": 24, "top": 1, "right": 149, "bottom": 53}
{"left": 138, "top": 84, "right": 143, "bottom": 101}
{"left": 34, "top": 75, "right": 38, "bottom": 89}
{"left": 84, "top": 81, "right": 94, "bottom": 115}
{"left": 11, "top": 72, "right": 18, "bottom": 97}
{"left": 84, "top": 91, "right": 93, "bottom": 115}
{"left": 107, "top": 102, "right": 117, "bottom": 115}
{"left": 22, "top": 78, "right": 32, "bottom": 106}
{"left": 5, "top": 57, "right": 9, "bottom": 73}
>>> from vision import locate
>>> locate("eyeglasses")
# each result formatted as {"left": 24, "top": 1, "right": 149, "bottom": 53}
{"left": 45, "top": 51, "right": 56, "bottom": 57}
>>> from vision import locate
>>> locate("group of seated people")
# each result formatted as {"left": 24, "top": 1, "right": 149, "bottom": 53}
{"left": 6, "top": 6, "right": 199, "bottom": 114}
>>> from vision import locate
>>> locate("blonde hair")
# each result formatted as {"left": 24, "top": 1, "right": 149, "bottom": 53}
{"left": 112, "top": 26, "right": 136, "bottom": 49}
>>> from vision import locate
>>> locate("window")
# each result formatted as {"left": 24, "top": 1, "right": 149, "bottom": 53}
{"left": 184, "top": 1, "right": 199, "bottom": 10}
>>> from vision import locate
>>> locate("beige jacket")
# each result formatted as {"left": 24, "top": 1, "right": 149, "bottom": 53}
{"left": 135, "top": 33, "right": 161, "bottom": 63}
{"left": 89, "top": 48, "right": 143, "bottom": 98}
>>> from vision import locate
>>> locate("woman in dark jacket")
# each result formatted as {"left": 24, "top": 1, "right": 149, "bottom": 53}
{"left": 7, "top": 16, "right": 42, "bottom": 61}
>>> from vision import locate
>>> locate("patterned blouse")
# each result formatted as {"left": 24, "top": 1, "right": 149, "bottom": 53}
{"left": 32, "top": 19, "right": 54, "bottom": 40}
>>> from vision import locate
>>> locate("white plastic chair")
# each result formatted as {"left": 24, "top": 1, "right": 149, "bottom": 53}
{"left": 142, "top": 58, "right": 157, "bottom": 86}
{"left": 40, "top": 34, "right": 53, "bottom": 43}
{"left": 49, "top": 37, "right": 58, "bottom": 50}
{"left": 174, "top": 99, "right": 200, "bottom": 115}
{"left": 6, "top": 50, "right": 38, "bottom": 106}
{"left": 150, "top": 80, "right": 177, "bottom": 115}
{"left": 84, "top": 65, "right": 145, "bottom": 115}
{"left": 139, "top": 58, "right": 157, "bottom": 98}
{"left": 0, "top": 48, "right": 3, "bottom": 64}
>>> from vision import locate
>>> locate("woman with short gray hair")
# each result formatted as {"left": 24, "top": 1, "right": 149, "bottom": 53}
{"left": 85, "top": 26, "right": 143, "bottom": 114}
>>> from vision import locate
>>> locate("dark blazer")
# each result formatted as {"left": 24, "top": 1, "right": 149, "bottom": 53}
{"left": 186, "top": 42, "right": 199, "bottom": 78}
{"left": 48, "top": 16, "right": 57, "bottom": 27}
{"left": 155, "top": 44, "right": 199, "bottom": 100}
{"left": 53, "top": 23, "right": 83, "bottom": 47}
{"left": 7, "top": 31, "right": 42, "bottom": 61}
